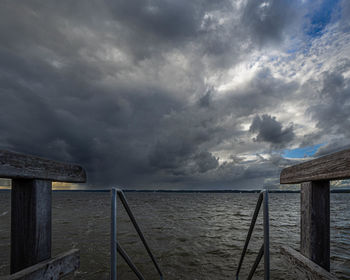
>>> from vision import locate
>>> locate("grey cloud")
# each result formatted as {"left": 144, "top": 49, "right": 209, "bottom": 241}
{"left": 308, "top": 66, "right": 350, "bottom": 138}
{"left": 107, "top": 0, "right": 200, "bottom": 39}
{"left": 340, "top": 0, "right": 350, "bottom": 29}
{"left": 221, "top": 68, "right": 299, "bottom": 118}
{"left": 198, "top": 90, "right": 212, "bottom": 108}
{"left": 314, "top": 140, "right": 350, "bottom": 157}
{"left": 103, "top": 0, "right": 299, "bottom": 67}
{"left": 242, "top": 0, "right": 298, "bottom": 46}
{"left": 147, "top": 106, "right": 223, "bottom": 178}
{"left": 300, "top": 61, "right": 350, "bottom": 159}
{"left": 196, "top": 156, "right": 283, "bottom": 189}
{"left": 249, "top": 114, "right": 295, "bottom": 146}
{"left": 194, "top": 151, "right": 219, "bottom": 173}
{"left": 105, "top": 0, "right": 235, "bottom": 62}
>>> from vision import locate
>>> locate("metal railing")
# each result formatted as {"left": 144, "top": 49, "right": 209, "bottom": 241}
{"left": 110, "top": 188, "right": 163, "bottom": 280}
{"left": 236, "top": 190, "right": 270, "bottom": 280}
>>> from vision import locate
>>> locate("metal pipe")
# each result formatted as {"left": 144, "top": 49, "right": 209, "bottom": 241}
{"left": 236, "top": 192, "right": 263, "bottom": 279}
{"left": 117, "top": 242, "right": 146, "bottom": 280}
{"left": 111, "top": 188, "right": 117, "bottom": 280}
{"left": 247, "top": 244, "right": 264, "bottom": 280}
{"left": 117, "top": 189, "right": 163, "bottom": 280}
{"left": 263, "top": 190, "right": 270, "bottom": 280}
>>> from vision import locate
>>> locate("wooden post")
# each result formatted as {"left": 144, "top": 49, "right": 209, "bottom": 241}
{"left": 300, "top": 181, "right": 330, "bottom": 271}
{"left": 280, "top": 149, "right": 350, "bottom": 275}
{"left": 11, "top": 179, "right": 52, "bottom": 273}
{"left": 0, "top": 149, "right": 87, "bottom": 277}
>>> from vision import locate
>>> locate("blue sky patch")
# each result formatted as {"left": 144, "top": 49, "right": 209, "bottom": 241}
{"left": 283, "top": 143, "right": 325, "bottom": 158}
{"left": 305, "top": 0, "right": 340, "bottom": 37}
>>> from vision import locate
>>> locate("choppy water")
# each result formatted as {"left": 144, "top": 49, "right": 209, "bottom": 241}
{"left": 0, "top": 192, "right": 349, "bottom": 279}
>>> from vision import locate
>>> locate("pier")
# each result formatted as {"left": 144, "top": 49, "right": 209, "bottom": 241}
{"left": 0, "top": 148, "right": 349, "bottom": 279}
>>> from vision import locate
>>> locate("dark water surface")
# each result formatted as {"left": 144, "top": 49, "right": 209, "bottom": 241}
{"left": 0, "top": 192, "right": 349, "bottom": 279}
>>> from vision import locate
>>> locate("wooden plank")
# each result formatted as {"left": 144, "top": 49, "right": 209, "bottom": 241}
{"left": 280, "top": 148, "right": 350, "bottom": 184}
{"left": 0, "top": 150, "right": 86, "bottom": 183}
{"left": 301, "top": 181, "right": 330, "bottom": 271}
{"left": 1, "top": 249, "right": 79, "bottom": 280}
{"left": 11, "top": 179, "right": 52, "bottom": 273}
{"left": 280, "top": 246, "right": 338, "bottom": 280}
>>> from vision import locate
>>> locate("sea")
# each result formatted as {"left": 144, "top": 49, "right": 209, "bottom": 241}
{"left": 0, "top": 191, "right": 349, "bottom": 280}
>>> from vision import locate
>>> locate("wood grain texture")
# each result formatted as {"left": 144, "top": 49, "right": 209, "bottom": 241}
{"left": 280, "top": 149, "right": 350, "bottom": 184}
{"left": 301, "top": 181, "right": 330, "bottom": 271}
{"left": 0, "top": 150, "right": 86, "bottom": 183}
{"left": 11, "top": 180, "right": 52, "bottom": 273}
{"left": 280, "top": 246, "right": 338, "bottom": 280}
{"left": 2, "top": 249, "right": 79, "bottom": 280}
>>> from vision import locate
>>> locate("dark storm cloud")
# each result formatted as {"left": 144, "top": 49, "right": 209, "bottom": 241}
{"left": 104, "top": 0, "right": 299, "bottom": 68}
{"left": 310, "top": 66, "right": 350, "bottom": 131}
{"left": 147, "top": 104, "right": 223, "bottom": 179}
{"left": 189, "top": 152, "right": 296, "bottom": 189}
{"left": 198, "top": 90, "right": 212, "bottom": 108}
{"left": 242, "top": 0, "right": 298, "bottom": 45}
{"left": 104, "top": 0, "right": 236, "bottom": 63}
{"left": 249, "top": 114, "right": 295, "bottom": 146}
{"left": 106, "top": 0, "right": 205, "bottom": 39}
{"left": 0, "top": 0, "right": 348, "bottom": 189}
{"left": 306, "top": 62, "right": 350, "bottom": 155}
{"left": 225, "top": 68, "right": 298, "bottom": 117}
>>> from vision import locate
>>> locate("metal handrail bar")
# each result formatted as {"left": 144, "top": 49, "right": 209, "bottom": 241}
{"left": 111, "top": 188, "right": 163, "bottom": 280}
{"left": 117, "top": 242, "right": 146, "bottom": 280}
{"left": 263, "top": 191, "right": 270, "bottom": 279}
{"left": 235, "top": 190, "right": 270, "bottom": 280}
{"left": 236, "top": 192, "right": 263, "bottom": 276}
{"left": 111, "top": 188, "right": 117, "bottom": 280}
{"left": 247, "top": 244, "right": 264, "bottom": 280}
{"left": 117, "top": 189, "right": 163, "bottom": 278}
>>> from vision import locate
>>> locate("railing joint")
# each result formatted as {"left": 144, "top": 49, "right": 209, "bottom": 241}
{"left": 110, "top": 187, "right": 163, "bottom": 280}
{"left": 236, "top": 189, "right": 270, "bottom": 280}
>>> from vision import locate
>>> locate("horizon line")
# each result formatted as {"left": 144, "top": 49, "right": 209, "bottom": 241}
{"left": 1, "top": 188, "right": 350, "bottom": 193}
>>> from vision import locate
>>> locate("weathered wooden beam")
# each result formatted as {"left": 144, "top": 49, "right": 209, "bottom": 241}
{"left": 0, "top": 150, "right": 86, "bottom": 183}
{"left": 1, "top": 249, "right": 80, "bottom": 280}
{"left": 301, "top": 181, "right": 330, "bottom": 271}
{"left": 11, "top": 179, "right": 52, "bottom": 273}
{"left": 280, "top": 246, "right": 338, "bottom": 280}
{"left": 280, "top": 148, "right": 350, "bottom": 184}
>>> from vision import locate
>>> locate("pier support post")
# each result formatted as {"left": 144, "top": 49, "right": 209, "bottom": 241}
{"left": 300, "top": 181, "right": 330, "bottom": 271}
{"left": 11, "top": 179, "right": 52, "bottom": 273}
{"left": 0, "top": 149, "right": 86, "bottom": 277}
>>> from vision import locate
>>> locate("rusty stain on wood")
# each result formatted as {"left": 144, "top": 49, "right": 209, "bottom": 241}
{"left": 0, "top": 150, "right": 86, "bottom": 183}
{"left": 1, "top": 249, "right": 80, "bottom": 280}
{"left": 280, "top": 148, "right": 350, "bottom": 184}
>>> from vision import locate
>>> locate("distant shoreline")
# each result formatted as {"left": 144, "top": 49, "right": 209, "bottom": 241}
{"left": 1, "top": 189, "right": 350, "bottom": 193}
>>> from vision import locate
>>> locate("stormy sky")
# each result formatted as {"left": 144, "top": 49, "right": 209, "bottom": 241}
{"left": 0, "top": 0, "right": 350, "bottom": 189}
